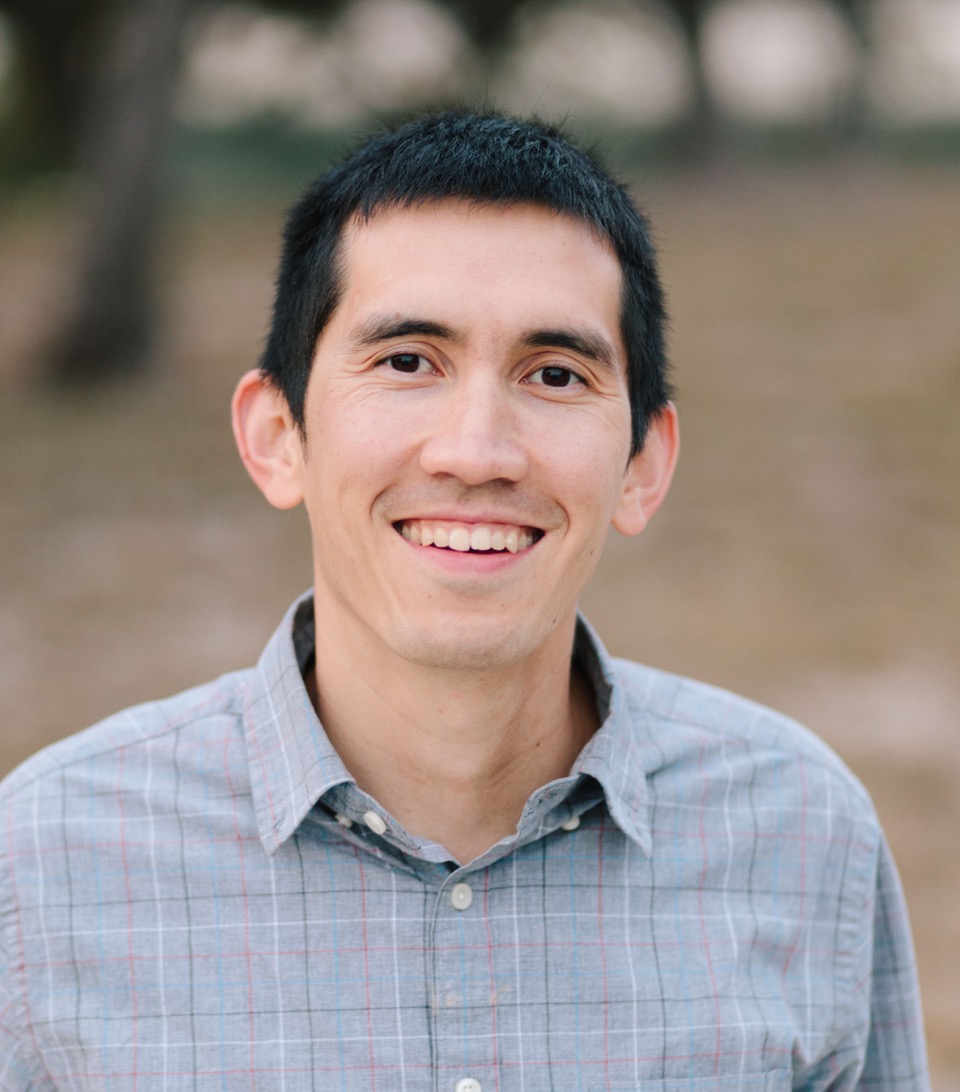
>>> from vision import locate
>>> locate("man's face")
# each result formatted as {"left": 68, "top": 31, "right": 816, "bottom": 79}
{"left": 293, "top": 199, "right": 659, "bottom": 672}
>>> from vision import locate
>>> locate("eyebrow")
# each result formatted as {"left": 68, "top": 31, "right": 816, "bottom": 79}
{"left": 347, "top": 316, "right": 456, "bottom": 351}
{"left": 522, "top": 329, "right": 620, "bottom": 374}
{"left": 347, "top": 314, "right": 620, "bottom": 373}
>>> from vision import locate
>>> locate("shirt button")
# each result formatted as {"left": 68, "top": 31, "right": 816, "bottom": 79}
{"left": 560, "top": 814, "right": 581, "bottom": 831}
{"left": 334, "top": 813, "right": 353, "bottom": 829}
{"left": 455, "top": 1079, "right": 482, "bottom": 1092}
{"left": 363, "top": 810, "right": 387, "bottom": 835}
{"left": 450, "top": 882, "right": 473, "bottom": 911}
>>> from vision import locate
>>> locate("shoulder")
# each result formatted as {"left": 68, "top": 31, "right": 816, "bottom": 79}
{"left": 609, "top": 658, "right": 889, "bottom": 947}
{"left": 611, "top": 656, "right": 878, "bottom": 830}
{"left": 0, "top": 670, "right": 251, "bottom": 825}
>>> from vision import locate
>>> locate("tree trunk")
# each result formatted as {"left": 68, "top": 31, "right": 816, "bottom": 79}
{"left": 47, "top": 0, "right": 198, "bottom": 383}
{"left": 829, "top": 0, "right": 872, "bottom": 147}
{"left": 669, "top": 0, "right": 719, "bottom": 164}
{"left": 0, "top": 21, "right": 77, "bottom": 170}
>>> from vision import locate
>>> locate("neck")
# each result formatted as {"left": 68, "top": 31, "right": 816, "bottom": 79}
{"left": 308, "top": 612, "right": 597, "bottom": 863}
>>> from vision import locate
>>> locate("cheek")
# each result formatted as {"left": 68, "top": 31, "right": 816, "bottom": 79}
{"left": 555, "top": 429, "right": 632, "bottom": 510}
{"left": 304, "top": 395, "right": 396, "bottom": 480}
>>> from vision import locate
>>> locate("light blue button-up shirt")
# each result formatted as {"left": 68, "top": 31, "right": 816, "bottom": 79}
{"left": 0, "top": 595, "right": 929, "bottom": 1090}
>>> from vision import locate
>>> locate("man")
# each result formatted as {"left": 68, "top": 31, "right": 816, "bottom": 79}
{"left": 0, "top": 112, "right": 928, "bottom": 1089}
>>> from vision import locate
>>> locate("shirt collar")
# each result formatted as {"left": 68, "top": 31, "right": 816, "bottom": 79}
{"left": 244, "top": 593, "right": 651, "bottom": 857}
{"left": 243, "top": 593, "right": 352, "bottom": 855}
{"left": 569, "top": 614, "right": 652, "bottom": 855}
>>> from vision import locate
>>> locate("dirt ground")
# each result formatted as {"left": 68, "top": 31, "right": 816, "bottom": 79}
{"left": 1, "top": 158, "right": 958, "bottom": 1083}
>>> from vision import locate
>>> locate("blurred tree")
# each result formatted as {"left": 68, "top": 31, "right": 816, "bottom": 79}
{"left": 664, "top": 0, "right": 873, "bottom": 158}
{"left": 0, "top": 0, "right": 204, "bottom": 379}
{"left": 3, "top": 0, "right": 354, "bottom": 382}
{"left": 831, "top": 0, "right": 872, "bottom": 140}
{"left": 0, "top": 0, "right": 116, "bottom": 173}
{"left": 437, "top": 0, "right": 530, "bottom": 59}
{"left": 669, "top": 0, "right": 719, "bottom": 159}
{"left": 431, "top": 0, "right": 534, "bottom": 104}
{"left": 43, "top": 0, "right": 201, "bottom": 381}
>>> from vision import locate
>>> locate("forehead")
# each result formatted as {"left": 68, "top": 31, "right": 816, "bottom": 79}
{"left": 330, "top": 199, "right": 623, "bottom": 335}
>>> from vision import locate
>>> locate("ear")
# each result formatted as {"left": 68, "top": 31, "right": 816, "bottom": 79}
{"left": 231, "top": 369, "right": 305, "bottom": 510}
{"left": 611, "top": 403, "right": 679, "bottom": 537}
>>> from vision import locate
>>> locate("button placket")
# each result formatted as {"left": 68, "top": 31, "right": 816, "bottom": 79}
{"left": 429, "top": 873, "right": 499, "bottom": 1090}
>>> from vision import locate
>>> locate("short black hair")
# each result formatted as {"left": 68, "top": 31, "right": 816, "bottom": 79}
{"left": 259, "top": 111, "right": 670, "bottom": 454}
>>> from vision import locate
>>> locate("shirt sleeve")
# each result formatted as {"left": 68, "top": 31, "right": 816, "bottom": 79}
{"left": 799, "top": 818, "right": 930, "bottom": 1092}
{"left": 0, "top": 812, "right": 47, "bottom": 1091}
{"left": 857, "top": 831, "right": 930, "bottom": 1089}
{"left": 0, "top": 949, "right": 36, "bottom": 1090}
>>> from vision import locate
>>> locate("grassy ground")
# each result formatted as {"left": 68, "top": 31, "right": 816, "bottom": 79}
{"left": 1, "top": 156, "right": 958, "bottom": 1082}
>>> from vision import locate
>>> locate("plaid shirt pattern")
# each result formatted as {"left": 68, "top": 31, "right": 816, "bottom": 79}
{"left": 0, "top": 595, "right": 928, "bottom": 1091}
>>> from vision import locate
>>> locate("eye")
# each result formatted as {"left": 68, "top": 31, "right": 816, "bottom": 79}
{"left": 379, "top": 352, "right": 434, "bottom": 375}
{"left": 527, "top": 365, "right": 584, "bottom": 389}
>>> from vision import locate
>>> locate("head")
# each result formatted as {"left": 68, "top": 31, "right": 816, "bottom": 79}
{"left": 235, "top": 111, "right": 679, "bottom": 675}
{"left": 259, "top": 110, "right": 670, "bottom": 456}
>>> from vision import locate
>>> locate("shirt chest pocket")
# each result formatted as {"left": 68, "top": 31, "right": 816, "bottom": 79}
{"left": 591, "top": 1071, "right": 790, "bottom": 1092}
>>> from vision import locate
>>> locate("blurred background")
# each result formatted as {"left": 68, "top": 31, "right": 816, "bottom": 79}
{"left": 1, "top": 0, "right": 958, "bottom": 1081}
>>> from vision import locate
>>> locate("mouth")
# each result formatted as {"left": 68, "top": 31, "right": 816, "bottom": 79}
{"left": 394, "top": 519, "right": 543, "bottom": 554}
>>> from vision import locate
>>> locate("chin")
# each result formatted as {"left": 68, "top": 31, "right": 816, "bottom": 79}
{"left": 392, "top": 615, "right": 552, "bottom": 673}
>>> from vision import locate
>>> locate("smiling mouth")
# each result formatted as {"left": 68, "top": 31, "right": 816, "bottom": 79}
{"left": 395, "top": 520, "right": 542, "bottom": 554}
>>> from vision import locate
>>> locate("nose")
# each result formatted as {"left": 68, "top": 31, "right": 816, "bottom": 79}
{"left": 418, "top": 381, "right": 529, "bottom": 486}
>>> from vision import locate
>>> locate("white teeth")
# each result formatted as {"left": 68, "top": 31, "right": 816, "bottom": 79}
{"left": 448, "top": 527, "right": 471, "bottom": 552}
{"left": 469, "top": 526, "right": 491, "bottom": 551}
{"left": 399, "top": 521, "right": 538, "bottom": 553}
